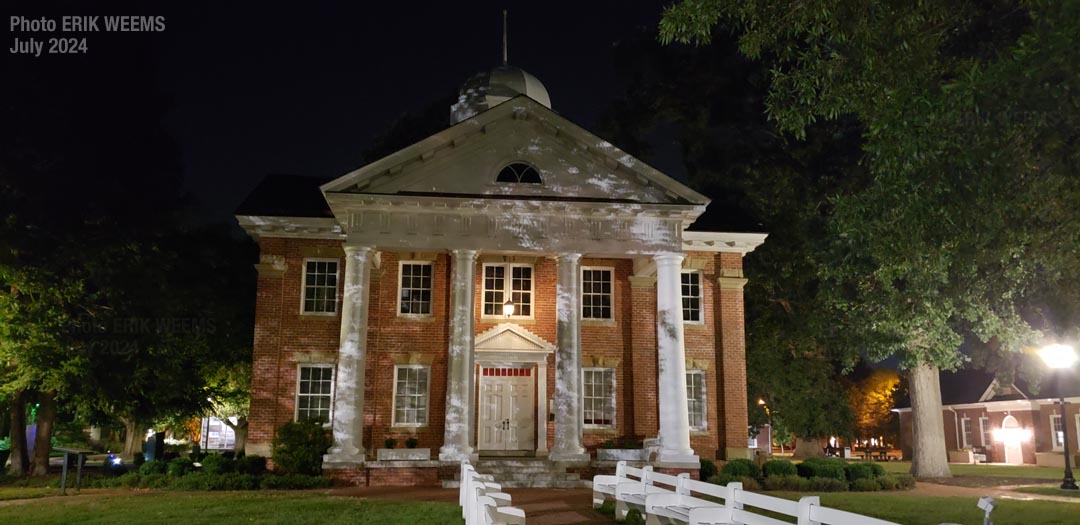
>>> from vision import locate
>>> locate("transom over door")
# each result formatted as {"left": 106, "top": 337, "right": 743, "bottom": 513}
{"left": 478, "top": 367, "right": 535, "bottom": 451}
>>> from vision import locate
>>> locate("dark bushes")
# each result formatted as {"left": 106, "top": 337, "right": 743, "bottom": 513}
{"left": 762, "top": 460, "right": 796, "bottom": 478}
{"left": 272, "top": 419, "right": 332, "bottom": 476}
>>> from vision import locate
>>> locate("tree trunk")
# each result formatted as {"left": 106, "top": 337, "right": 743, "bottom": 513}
{"left": 225, "top": 417, "right": 248, "bottom": 456}
{"left": 792, "top": 436, "right": 824, "bottom": 459}
{"left": 121, "top": 417, "right": 142, "bottom": 458}
{"left": 6, "top": 390, "right": 29, "bottom": 476}
{"left": 909, "top": 362, "right": 952, "bottom": 478}
{"left": 30, "top": 391, "right": 57, "bottom": 476}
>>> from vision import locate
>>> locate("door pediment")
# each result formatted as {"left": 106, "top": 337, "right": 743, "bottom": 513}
{"left": 474, "top": 323, "right": 554, "bottom": 364}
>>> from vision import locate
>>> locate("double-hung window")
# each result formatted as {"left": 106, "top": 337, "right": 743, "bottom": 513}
{"left": 583, "top": 368, "right": 615, "bottom": 427}
{"left": 960, "top": 417, "right": 973, "bottom": 449}
{"left": 482, "top": 263, "right": 533, "bottom": 318}
{"left": 302, "top": 259, "right": 339, "bottom": 314}
{"left": 1051, "top": 414, "right": 1065, "bottom": 450}
{"left": 393, "top": 365, "right": 430, "bottom": 426}
{"left": 681, "top": 271, "right": 703, "bottom": 323}
{"left": 687, "top": 370, "right": 707, "bottom": 430}
{"left": 296, "top": 364, "right": 334, "bottom": 422}
{"left": 398, "top": 262, "right": 433, "bottom": 316}
{"left": 582, "top": 267, "right": 613, "bottom": 320}
{"left": 979, "top": 416, "right": 991, "bottom": 447}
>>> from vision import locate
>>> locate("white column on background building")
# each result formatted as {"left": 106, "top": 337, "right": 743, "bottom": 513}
{"left": 325, "top": 245, "right": 374, "bottom": 463}
{"left": 536, "top": 362, "right": 548, "bottom": 456}
{"left": 440, "top": 249, "right": 478, "bottom": 461}
{"left": 654, "top": 252, "right": 699, "bottom": 466}
{"left": 550, "top": 253, "right": 589, "bottom": 462}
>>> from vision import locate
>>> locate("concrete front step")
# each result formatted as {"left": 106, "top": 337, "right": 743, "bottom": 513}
{"left": 443, "top": 479, "right": 587, "bottom": 489}
{"left": 455, "top": 458, "right": 587, "bottom": 488}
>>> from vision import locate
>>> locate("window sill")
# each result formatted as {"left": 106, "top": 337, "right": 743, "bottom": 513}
{"left": 683, "top": 322, "right": 707, "bottom": 330}
{"left": 390, "top": 425, "right": 429, "bottom": 432}
{"left": 582, "top": 319, "right": 616, "bottom": 327}
{"left": 396, "top": 314, "right": 436, "bottom": 322}
{"left": 584, "top": 426, "right": 617, "bottom": 434}
{"left": 480, "top": 317, "right": 536, "bottom": 325}
{"left": 690, "top": 429, "right": 710, "bottom": 436}
{"left": 300, "top": 313, "right": 339, "bottom": 320}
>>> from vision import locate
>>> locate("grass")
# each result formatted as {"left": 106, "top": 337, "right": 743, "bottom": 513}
{"left": 0, "top": 487, "right": 57, "bottom": 501}
{"left": 879, "top": 461, "right": 1064, "bottom": 479}
{"left": 0, "top": 492, "right": 464, "bottom": 524}
{"left": 1012, "top": 485, "right": 1080, "bottom": 498}
{"left": 804, "top": 493, "right": 1078, "bottom": 525}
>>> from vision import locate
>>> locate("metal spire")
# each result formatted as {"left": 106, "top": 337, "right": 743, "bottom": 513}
{"left": 502, "top": 10, "right": 508, "bottom": 65}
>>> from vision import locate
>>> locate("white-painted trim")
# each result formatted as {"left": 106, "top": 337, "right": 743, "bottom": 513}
{"left": 391, "top": 364, "right": 431, "bottom": 427}
{"left": 582, "top": 367, "right": 616, "bottom": 430}
{"left": 295, "top": 363, "right": 335, "bottom": 423}
{"left": 480, "top": 262, "right": 535, "bottom": 320}
{"left": 680, "top": 270, "right": 705, "bottom": 325}
{"left": 687, "top": 369, "right": 707, "bottom": 431}
{"left": 581, "top": 266, "right": 615, "bottom": 321}
{"left": 300, "top": 258, "right": 340, "bottom": 316}
{"left": 236, "top": 215, "right": 344, "bottom": 240}
{"left": 396, "top": 260, "right": 434, "bottom": 318}
{"left": 682, "top": 231, "right": 767, "bottom": 254}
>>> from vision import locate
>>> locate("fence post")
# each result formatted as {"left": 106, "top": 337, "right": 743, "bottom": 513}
{"left": 797, "top": 496, "right": 820, "bottom": 525}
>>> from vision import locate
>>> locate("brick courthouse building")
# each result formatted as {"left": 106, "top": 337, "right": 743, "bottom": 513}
{"left": 237, "top": 65, "right": 766, "bottom": 485}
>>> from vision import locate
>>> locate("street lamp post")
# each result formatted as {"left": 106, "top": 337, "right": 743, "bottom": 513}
{"left": 1039, "top": 344, "right": 1078, "bottom": 491}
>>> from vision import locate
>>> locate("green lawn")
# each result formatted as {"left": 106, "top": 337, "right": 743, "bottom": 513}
{"left": 0, "top": 487, "right": 57, "bottom": 501}
{"left": 0, "top": 492, "right": 464, "bottom": 525}
{"left": 879, "top": 461, "right": 1063, "bottom": 479}
{"left": 1012, "top": 485, "right": 1080, "bottom": 499}
{"left": 806, "top": 493, "right": 1077, "bottom": 525}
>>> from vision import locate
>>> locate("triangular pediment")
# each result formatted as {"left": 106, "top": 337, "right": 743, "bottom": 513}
{"left": 322, "top": 96, "right": 708, "bottom": 206}
{"left": 474, "top": 323, "right": 555, "bottom": 353}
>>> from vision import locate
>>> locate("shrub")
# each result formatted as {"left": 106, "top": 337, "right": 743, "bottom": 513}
{"left": 876, "top": 475, "right": 900, "bottom": 491}
{"left": 806, "top": 477, "right": 847, "bottom": 492}
{"left": 720, "top": 458, "right": 761, "bottom": 479}
{"left": 141, "top": 473, "right": 169, "bottom": 489}
{"left": 708, "top": 474, "right": 760, "bottom": 490}
{"left": 236, "top": 455, "right": 268, "bottom": 476}
{"left": 851, "top": 478, "right": 880, "bottom": 492}
{"left": 200, "top": 454, "right": 235, "bottom": 475}
{"left": 205, "top": 473, "right": 260, "bottom": 491}
{"left": 762, "top": 475, "right": 811, "bottom": 491}
{"left": 167, "top": 457, "right": 195, "bottom": 477}
{"left": 796, "top": 457, "right": 846, "bottom": 480}
{"left": 699, "top": 459, "right": 718, "bottom": 481}
{"left": 272, "top": 419, "right": 332, "bottom": 476}
{"left": 890, "top": 473, "right": 916, "bottom": 490}
{"left": 843, "top": 462, "right": 875, "bottom": 482}
{"left": 762, "top": 460, "right": 796, "bottom": 478}
{"left": 132, "top": 453, "right": 146, "bottom": 467}
{"left": 405, "top": 437, "right": 419, "bottom": 449}
{"left": 140, "top": 460, "right": 168, "bottom": 476}
{"left": 260, "top": 473, "right": 333, "bottom": 490}
{"left": 384, "top": 438, "right": 397, "bottom": 449}
{"left": 868, "top": 462, "right": 886, "bottom": 477}
{"left": 171, "top": 472, "right": 210, "bottom": 491}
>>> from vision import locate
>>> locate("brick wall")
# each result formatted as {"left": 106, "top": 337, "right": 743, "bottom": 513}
{"left": 247, "top": 240, "right": 749, "bottom": 465}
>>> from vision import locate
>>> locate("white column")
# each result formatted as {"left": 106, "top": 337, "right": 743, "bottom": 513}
{"left": 550, "top": 253, "right": 590, "bottom": 462}
{"left": 654, "top": 252, "right": 698, "bottom": 466}
{"left": 536, "top": 362, "right": 548, "bottom": 456}
{"left": 325, "top": 245, "right": 374, "bottom": 463}
{"left": 439, "top": 249, "right": 478, "bottom": 461}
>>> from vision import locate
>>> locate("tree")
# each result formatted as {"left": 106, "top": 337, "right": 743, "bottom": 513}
{"left": 661, "top": 1, "right": 1080, "bottom": 478}
{"left": 206, "top": 362, "right": 252, "bottom": 455}
{"left": 848, "top": 367, "right": 901, "bottom": 445}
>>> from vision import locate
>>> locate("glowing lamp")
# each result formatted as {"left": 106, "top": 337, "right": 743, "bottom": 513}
{"left": 502, "top": 299, "right": 515, "bottom": 318}
{"left": 1038, "top": 344, "right": 1078, "bottom": 369}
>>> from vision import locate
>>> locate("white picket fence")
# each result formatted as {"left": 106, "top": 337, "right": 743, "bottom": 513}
{"left": 593, "top": 461, "right": 900, "bottom": 525}
{"left": 460, "top": 461, "right": 527, "bottom": 525}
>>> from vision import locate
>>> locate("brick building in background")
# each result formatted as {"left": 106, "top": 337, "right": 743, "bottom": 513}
{"left": 236, "top": 65, "right": 766, "bottom": 486}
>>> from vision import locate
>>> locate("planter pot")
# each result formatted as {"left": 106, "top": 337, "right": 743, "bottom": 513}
{"left": 596, "top": 449, "right": 646, "bottom": 461}
{"left": 376, "top": 448, "right": 431, "bottom": 461}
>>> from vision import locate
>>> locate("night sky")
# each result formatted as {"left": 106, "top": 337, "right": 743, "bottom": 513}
{"left": 9, "top": 1, "right": 681, "bottom": 221}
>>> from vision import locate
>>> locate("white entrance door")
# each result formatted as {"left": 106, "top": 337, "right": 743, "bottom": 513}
{"left": 1001, "top": 415, "right": 1024, "bottom": 465}
{"left": 478, "top": 367, "right": 535, "bottom": 452}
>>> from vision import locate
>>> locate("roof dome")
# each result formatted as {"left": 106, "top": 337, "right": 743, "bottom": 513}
{"left": 450, "top": 65, "right": 551, "bottom": 124}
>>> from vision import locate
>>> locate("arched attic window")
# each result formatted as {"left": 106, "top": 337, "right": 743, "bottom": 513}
{"left": 496, "top": 163, "right": 542, "bottom": 184}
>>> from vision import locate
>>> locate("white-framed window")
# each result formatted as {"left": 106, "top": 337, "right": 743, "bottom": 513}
{"left": 398, "top": 261, "right": 433, "bottom": 316}
{"left": 979, "top": 416, "right": 991, "bottom": 447}
{"left": 392, "top": 365, "right": 431, "bottom": 426}
{"left": 681, "top": 271, "right": 703, "bottom": 323}
{"left": 296, "top": 364, "right": 334, "bottom": 422}
{"left": 687, "top": 370, "right": 707, "bottom": 430}
{"left": 301, "top": 258, "right": 339, "bottom": 315}
{"left": 960, "top": 416, "right": 973, "bottom": 449}
{"left": 482, "top": 263, "right": 533, "bottom": 318}
{"left": 1051, "top": 414, "right": 1065, "bottom": 450}
{"left": 583, "top": 368, "right": 615, "bottom": 427}
{"left": 582, "top": 267, "right": 614, "bottom": 320}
